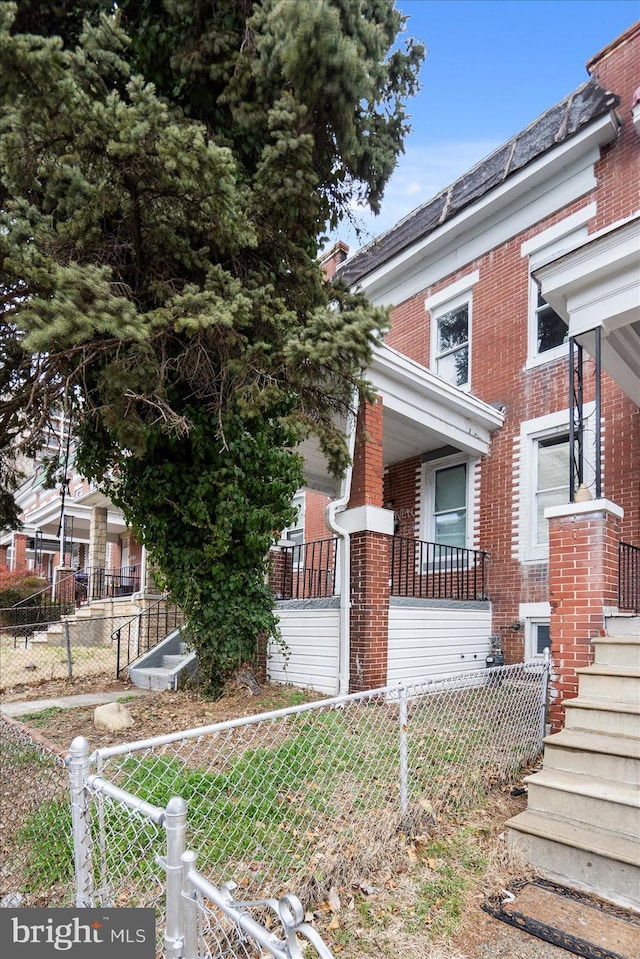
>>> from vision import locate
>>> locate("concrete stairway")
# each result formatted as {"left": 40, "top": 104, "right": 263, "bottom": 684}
{"left": 128, "top": 627, "right": 197, "bottom": 691}
{"left": 31, "top": 596, "right": 137, "bottom": 645}
{"left": 507, "top": 621, "right": 640, "bottom": 913}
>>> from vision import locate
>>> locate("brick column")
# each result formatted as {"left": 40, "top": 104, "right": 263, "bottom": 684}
{"left": 88, "top": 507, "right": 108, "bottom": 600}
{"left": 350, "top": 395, "right": 384, "bottom": 508}
{"left": 547, "top": 499, "right": 623, "bottom": 732}
{"left": 349, "top": 529, "right": 391, "bottom": 691}
{"left": 13, "top": 533, "right": 28, "bottom": 572}
{"left": 343, "top": 396, "right": 393, "bottom": 692}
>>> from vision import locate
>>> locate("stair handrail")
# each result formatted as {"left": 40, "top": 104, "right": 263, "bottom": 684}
{"left": 112, "top": 596, "right": 185, "bottom": 677}
{"left": 3, "top": 572, "right": 78, "bottom": 644}
{"left": 9, "top": 572, "right": 75, "bottom": 607}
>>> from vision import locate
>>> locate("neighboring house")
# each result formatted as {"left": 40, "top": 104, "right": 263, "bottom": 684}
{"left": 269, "top": 22, "right": 640, "bottom": 720}
{"left": 0, "top": 416, "right": 145, "bottom": 600}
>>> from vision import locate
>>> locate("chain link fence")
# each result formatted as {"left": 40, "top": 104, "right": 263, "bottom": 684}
{"left": 0, "top": 611, "right": 139, "bottom": 692}
{"left": 81, "top": 664, "right": 545, "bottom": 905}
{"left": 2, "top": 661, "right": 548, "bottom": 956}
{"left": 0, "top": 718, "right": 73, "bottom": 908}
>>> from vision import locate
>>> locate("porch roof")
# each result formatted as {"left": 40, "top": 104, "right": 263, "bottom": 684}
{"left": 301, "top": 343, "right": 505, "bottom": 494}
{"left": 533, "top": 213, "right": 640, "bottom": 406}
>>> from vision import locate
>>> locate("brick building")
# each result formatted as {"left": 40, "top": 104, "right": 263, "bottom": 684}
{"left": 270, "top": 23, "right": 639, "bottom": 721}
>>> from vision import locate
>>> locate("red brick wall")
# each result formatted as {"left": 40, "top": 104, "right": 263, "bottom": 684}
{"left": 547, "top": 506, "right": 621, "bottom": 731}
{"left": 349, "top": 396, "right": 384, "bottom": 509}
{"left": 320, "top": 241, "right": 350, "bottom": 281}
{"left": 13, "top": 534, "right": 28, "bottom": 573}
{"left": 304, "top": 489, "right": 332, "bottom": 542}
{"left": 384, "top": 457, "right": 421, "bottom": 537}
{"left": 588, "top": 23, "right": 640, "bottom": 232}
{"left": 349, "top": 530, "right": 390, "bottom": 692}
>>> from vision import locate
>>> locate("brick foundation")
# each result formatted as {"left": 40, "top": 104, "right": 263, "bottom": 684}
{"left": 547, "top": 500, "right": 623, "bottom": 731}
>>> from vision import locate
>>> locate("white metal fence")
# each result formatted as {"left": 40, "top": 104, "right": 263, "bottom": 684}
{"left": 56, "top": 660, "right": 548, "bottom": 957}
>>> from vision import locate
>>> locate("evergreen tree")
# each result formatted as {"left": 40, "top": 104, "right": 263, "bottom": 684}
{"left": 0, "top": 0, "right": 423, "bottom": 691}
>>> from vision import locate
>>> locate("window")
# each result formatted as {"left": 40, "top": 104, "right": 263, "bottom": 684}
{"left": 521, "top": 209, "right": 593, "bottom": 367}
{"left": 515, "top": 407, "right": 594, "bottom": 563}
{"left": 535, "top": 434, "right": 570, "bottom": 545}
{"left": 532, "top": 622, "right": 551, "bottom": 657}
{"left": 534, "top": 291, "right": 568, "bottom": 355}
{"left": 280, "top": 493, "right": 305, "bottom": 568}
{"left": 434, "top": 298, "right": 470, "bottom": 388}
{"left": 434, "top": 463, "right": 467, "bottom": 548}
{"left": 421, "top": 456, "right": 473, "bottom": 554}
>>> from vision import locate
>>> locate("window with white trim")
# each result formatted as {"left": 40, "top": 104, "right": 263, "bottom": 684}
{"left": 432, "top": 293, "right": 470, "bottom": 389}
{"left": 535, "top": 434, "right": 570, "bottom": 546}
{"left": 520, "top": 604, "right": 552, "bottom": 660}
{"left": 516, "top": 406, "right": 596, "bottom": 563}
{"left": 434, "top": 463, "right": 467, "bottom": 548}
{"left": 280, "top": 493, "right": 305, "bottom": 568}
{"left": 421, "top": 455, "right": 474, "bottom": 550}
{"left": 521, "top": 208, "right": 592, "bottom": 368}
{"left": 533, "top": 289, "right": 568, "bottom": 356}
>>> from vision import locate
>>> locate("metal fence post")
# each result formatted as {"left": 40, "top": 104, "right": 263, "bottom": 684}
{"left": 64, "top": 620, "right": 73, "bottom": 678}
{"left": 67, "top": 736, "right": 94, "bottom": 906}
{"left": 398, "top": 684, "right": 408, "bottom": 819}
{"left": 164, "top": 796, "right": 188, "bottom": 959}
{"left": 539, "top": 647, "right": 551, "bottom": 746}
{"left": 181, "top": 850, "right": 200, "bottom": 959}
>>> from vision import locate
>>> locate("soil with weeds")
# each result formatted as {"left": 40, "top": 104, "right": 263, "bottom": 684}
{"left": 3, "top": 676, "right": 568, "bottom": 958}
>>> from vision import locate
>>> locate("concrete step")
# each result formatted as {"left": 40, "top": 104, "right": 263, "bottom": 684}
{"left": 128, "top": 666, "right": 178, "bottom": 691}
{"left": 162, "top": 654, "right": 190, "bottom": 667}
{"left": 603, "top": 615, "right": 640, "bottom": 640}
{"left": 593, "top": 634, "right": 640, "bottom": 668}
{"left": 563, "top": 696, "right": 640, "bottom": 737}
{"left": 543, "top": 728, "right": 640, "bottom": 785}
{"left": 506, "top": 808, "right": 640, "bottom": 912}
{"left": 72, "top": 607, "right": 107, "bottom": 622}
{"left": 575, "top": 664, "right": 640, "bottom": 702}
{"left": 523, "top": 768, "right": 639, "bottom": 836}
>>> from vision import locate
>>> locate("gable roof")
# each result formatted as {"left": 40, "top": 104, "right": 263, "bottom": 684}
{"left": 337, "top": 77, "right": 619, "bottom": 287}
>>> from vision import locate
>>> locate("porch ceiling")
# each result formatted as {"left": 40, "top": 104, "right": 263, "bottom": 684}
{"left": 299, "top": 344, "right": 505, "bottom": 493}
{"left": 372, "top": 344, "right": 505, "bottom": 465}
{"left": 533, "top": 214, "right": 640, "bottom": 406}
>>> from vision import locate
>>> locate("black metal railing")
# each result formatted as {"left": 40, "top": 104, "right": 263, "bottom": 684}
{"left": 269, "top": 538, "right": 338, "bottom": 600}
{"left": 2, "top": 573, "right": 77, "bottom": 643}
{"left": 618, "top": 541, "right": 639, "bottom": 613}
{"left": 78, "top": 564, "right": 141, "bottom": 602}
{"left": 113, "top": 597, "right": 185, "bottom": 677}
{"left": 391, "top": 536, "right": 487, "bottom": 601}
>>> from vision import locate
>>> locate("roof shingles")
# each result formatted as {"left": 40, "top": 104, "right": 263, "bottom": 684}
{"left": 337, "top": 77, "right": 619, "bottom": 287}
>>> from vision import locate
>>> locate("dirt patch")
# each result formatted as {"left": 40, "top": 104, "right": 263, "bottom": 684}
{"left": 3, "top": 676, "right": 326, "bottom": 752}
{"left": 3, "top": 677, "right": 595, "bottom": 959}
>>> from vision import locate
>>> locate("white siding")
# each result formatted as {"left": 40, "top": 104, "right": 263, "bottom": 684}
{"left": 387, "top": 602, "right": 492, "bottom": 685}
{"left": 268, "top": 605, "right": 340, "bottom": 695}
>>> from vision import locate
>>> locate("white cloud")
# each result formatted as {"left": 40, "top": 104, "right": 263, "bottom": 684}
{"left": 326, "top": 138, "right": 500, "bottom": 255}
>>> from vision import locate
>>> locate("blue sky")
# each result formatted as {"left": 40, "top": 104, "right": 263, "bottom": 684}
{"left": 330, "top": 0, "right": 639, "bottom": 253}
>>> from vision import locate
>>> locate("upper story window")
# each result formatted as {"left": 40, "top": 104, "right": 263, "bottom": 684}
{"left": 521, "top": 206, "right": 593, "bottom": 368}
{"left": 425, "top": 271, "right": 478, "bottom": 392}
{"left": 534, "top": 291, "right": 568, "bottom": 355}
{"left": 434, "top": 299, "right": 470, "bottom": 388}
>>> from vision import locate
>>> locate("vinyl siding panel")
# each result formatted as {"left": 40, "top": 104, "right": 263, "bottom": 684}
{"left": 387, "top": 602, "right": 492, "bottom": 685}
{"left": 268, "top": 604, "right": 340, "bottom": 695}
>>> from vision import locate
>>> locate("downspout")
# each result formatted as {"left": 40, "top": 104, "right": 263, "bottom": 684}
{"left": 325, "top": 394, "right": 360, "bottom": 696}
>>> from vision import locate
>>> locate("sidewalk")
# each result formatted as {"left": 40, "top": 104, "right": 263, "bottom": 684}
{"left": 0, "top": 688, "right": 153, "bottom": 718}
